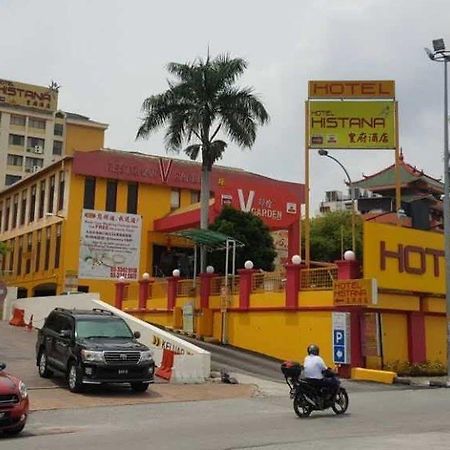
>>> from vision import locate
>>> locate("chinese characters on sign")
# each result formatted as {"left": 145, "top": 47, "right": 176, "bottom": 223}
{"left": 333, "top": 279, "right": 377, "bottom": 306}
{"left": 309, "top": 101, "right": 396, "bottom": 149}
{"left": 79, "top": 209, "right": 142, "bottom": 280}
{"left": 0, "top": 79, "right": 58, "bottom": 111}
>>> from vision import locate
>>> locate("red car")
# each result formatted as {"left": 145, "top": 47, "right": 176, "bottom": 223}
{"left": 0, "top": 362, "right": 29, "bottom": 436}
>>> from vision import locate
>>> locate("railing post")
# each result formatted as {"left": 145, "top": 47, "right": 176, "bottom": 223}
{"left": 167, "top": 276, "right": 179, "bottom": 310}
{"left": 138, "top": 275, "right": 154, "bottom": 310}
{"left": 335, "top": 260, "right": 361, "bottom": 280}
{"left": 114, "top": 280, "right": 128, "bottom": 310}
{"left": 238, "top": 269, "right": 255, "bottom": 310}
{"left": 199, "top": 273, "right": 215, "bottom": 308}
{"left": 285, "top": 263, "right": 301, "bottom": 309}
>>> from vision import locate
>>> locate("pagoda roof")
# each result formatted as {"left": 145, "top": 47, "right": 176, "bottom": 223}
{"left": 352, "top": 153, "right": 443, "bottom": 193}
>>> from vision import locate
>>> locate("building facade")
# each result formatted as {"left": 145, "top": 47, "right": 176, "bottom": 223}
{"left": 0, "top": 78, "right": 108, "bottom": 189}
{"left": 0, "top": 149, "right": 304, "bottom": 302}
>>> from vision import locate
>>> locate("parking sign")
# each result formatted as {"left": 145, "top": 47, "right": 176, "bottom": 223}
{"left": 332, "top": 312, "right": 350, "bottom": 364}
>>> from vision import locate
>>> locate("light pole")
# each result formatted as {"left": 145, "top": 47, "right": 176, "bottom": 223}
{"left": 425, "top": 38, "right": 450, "bottom": 381}
{"left": 318, "top": 149, "right": 356, "bottom": 252}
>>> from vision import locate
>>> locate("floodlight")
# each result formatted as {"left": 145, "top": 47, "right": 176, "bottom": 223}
{"left": 432, "top": 38, "right": 445, "bottom": 52}
{"left": 424, "top": 47, "right": 435, "bottom": 61}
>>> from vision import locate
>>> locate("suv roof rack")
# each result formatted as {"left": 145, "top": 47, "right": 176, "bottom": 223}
{"left": 91, "top": 308, "right": 115, "bottom": 315}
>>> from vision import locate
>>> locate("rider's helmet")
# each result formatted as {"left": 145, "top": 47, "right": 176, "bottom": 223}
{"left": 307, "top": 344, "right": 320, "bottom": 356}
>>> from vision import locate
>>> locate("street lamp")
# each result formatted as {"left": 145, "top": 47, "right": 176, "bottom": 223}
{"left": 425, "top": 38, "right": 450, "bottom": 382}
{"left": 318, "top": 149, "right": 356, "bottom": 252}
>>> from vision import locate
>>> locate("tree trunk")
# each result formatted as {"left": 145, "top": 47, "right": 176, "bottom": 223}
{"left": 200, "top": 167, "right": 211, "bottom": 272}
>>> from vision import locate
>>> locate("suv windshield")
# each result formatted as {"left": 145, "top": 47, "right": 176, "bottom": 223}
{"left": 75, "top": 318, "right": 133, "bottom": 339}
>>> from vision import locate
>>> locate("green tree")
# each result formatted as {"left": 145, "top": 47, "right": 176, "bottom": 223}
{"left": 136, "top": 53, "right": 269, "bottom": 269}
{"left": 303, "top": 211, "right": 363, "bottom": 262}
{"left": 208, "top": 207, "right": 276, "bottom": 274}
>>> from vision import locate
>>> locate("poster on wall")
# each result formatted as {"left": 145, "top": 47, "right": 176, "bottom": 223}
{"left": 79, "top": 209, "right": 142, "bottom": 280}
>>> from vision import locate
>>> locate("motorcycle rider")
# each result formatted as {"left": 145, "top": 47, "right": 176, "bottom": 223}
{"left": 303, "top": 344, "right": 338, "bottom": 399}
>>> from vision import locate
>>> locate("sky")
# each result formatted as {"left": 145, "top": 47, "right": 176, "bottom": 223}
{"left": 1, "top": 0, "right": 449, "bottom": 213}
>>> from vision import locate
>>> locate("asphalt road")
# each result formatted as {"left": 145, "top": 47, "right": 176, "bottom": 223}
{"left": 3, "top": 388, "right": 450, "bottom": 449}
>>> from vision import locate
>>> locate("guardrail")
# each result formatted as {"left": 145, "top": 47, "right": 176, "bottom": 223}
{"left": 300, "top": 266, "right": 337, "bottom": 290}
{"left": 152, "top": 280, "right": 168, "bottom": 298}
{"left": 177, "top": 279, "right": 200, "bottom": 297}
{"left": 210, "top": 276, "right": 240, "bottom": 296}
{"left": 251, "top": 272, "right": 285, "bottom": 293}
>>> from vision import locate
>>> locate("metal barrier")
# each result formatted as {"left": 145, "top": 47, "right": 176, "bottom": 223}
{"left": 152, "top": 280, "right": 168, "bottom": 298}
{"left": 251, "top": 272, "right": 285, "bottom": 293}
{"left": 177, "top": 279, "right": 200, "bottom": 297}
{"left": 123, "top": 282, "right": 139, "bottom": 301}
{"left": 300, "top": 266, "right": 337, "bottom": 290}
{"left": 210, "top": 276, "right": 240, "bottom": 295}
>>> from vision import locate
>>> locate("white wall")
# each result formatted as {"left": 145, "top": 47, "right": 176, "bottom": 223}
{"left": 3, "top": 293, "right": 210, "bottom": 383}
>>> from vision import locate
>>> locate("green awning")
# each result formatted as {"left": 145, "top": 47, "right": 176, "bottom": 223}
{"left": 170, "top": 229, "right": 244, "bottom": 251}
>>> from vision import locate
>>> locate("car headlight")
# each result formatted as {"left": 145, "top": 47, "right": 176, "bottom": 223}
{"left": 81, "top": 350, "right": 105, "bottom": 362}
{"left": 19, "top": 381, "right": 28, "bottom": 399}
{"left": 140, "top": 350, "right": 153, "bottom": 362}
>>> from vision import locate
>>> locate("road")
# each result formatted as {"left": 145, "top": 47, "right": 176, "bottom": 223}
{"left": 3, "top": 387, "right": 450, "bottom": 449}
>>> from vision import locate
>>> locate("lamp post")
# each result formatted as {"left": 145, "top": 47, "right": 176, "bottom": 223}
{"left": 425, "top": 38, "right": 450, "bottom": 381}
{"left": 318, "top": 149, "right": 356, "bottom": 252}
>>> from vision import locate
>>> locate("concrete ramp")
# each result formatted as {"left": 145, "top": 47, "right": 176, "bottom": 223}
{"left": 3, "top": 294, "right": 210, "bottom": 383}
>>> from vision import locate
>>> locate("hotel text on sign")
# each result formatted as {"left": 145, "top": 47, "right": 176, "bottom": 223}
{"left": 308, "top": 80, "right": 395, "bottom": 99}
{"left": 333, "top": 279, "right": 377, "bottom": 306}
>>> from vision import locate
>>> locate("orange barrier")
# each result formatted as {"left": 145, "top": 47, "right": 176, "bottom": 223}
{"left": 155, "top": 348, "right": 175, "bottom": 380}
{"left": 9, "top": 308, "right": 26, "bottom": 327}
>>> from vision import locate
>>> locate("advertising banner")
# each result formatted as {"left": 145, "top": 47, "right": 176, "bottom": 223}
{"left": 308, "top": 80, "right": 395, "bottom": 99}
{"left": 0, "top": 79, "right": 58, "bottom": 112}
{"left": 79, "top": 209, "right": 142, "bottom": 280}
{"left": 309, "top": 101, "right": 396, "bottom": 149}
{"left": 363, "top": 222, "right": 445, "bottom": 294}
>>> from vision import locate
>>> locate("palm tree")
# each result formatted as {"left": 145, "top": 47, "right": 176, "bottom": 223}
{"left": 137, "top": 53, "right": 269, "bottom": 270}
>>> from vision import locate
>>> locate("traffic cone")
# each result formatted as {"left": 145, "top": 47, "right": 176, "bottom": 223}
{"left": 26, "top": 314, "right": 33, "bottom": 331}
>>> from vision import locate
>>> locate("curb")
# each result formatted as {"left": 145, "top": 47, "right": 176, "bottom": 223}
{"left": 394, "top": 377, "right": 450, "bottom": 388}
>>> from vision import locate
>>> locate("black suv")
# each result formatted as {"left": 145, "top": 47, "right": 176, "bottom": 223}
{"left": 36, "top": 308, "right": 155, "bottom": 393}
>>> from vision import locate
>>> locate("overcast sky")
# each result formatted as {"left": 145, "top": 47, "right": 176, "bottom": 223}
{"left": 1, "top": 0, "right": 449, "bottom": 212}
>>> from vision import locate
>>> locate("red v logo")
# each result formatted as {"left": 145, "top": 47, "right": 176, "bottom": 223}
{"left": 159, "top": 158, "right": 173, "bottom": 183}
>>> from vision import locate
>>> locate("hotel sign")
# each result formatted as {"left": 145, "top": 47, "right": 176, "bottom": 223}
{"left": 333, "top": 279, "right": 377, "bottom": 306}
{"left": 309, "top": 80, "right": 395, "bottom": 99}
{"left": 0, "top": 79, "right": 58, "bottom": 112}
{"left": 309, "top": 101, "right": 396, "bottom": 149}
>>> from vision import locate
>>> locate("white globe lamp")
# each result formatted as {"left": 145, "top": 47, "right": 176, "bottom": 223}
{"left": 244, "top": 260, "right": 254, "bottom": 270}
{"left": 291, "top": 254, "right": 302, "bottom": 265}
{"left": 142, "top": 272, "right": 150, "bottom": 280}
{"left": 172, "top": 269, "right": 180, "bottom": 277}
{"left": 344, "top": 250, "right": 356, "bottom": 261}
{"left": 206, "top": 265, "right": 215, "bottom": 274}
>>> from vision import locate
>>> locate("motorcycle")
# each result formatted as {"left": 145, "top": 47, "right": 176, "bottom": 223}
{"left": 281, "top": 361, "right": 349, "bottom": 418}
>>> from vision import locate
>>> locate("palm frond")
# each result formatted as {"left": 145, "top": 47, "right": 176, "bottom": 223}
{"left": 184, "top": 144, "right": 202, "bottom": 161}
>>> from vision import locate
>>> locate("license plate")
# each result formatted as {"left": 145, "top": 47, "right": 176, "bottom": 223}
{"left": 118, "top": 369, "right": 128, "bottom": 375}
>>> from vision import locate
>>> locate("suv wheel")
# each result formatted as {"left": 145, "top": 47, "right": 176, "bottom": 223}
{"left": 38, "top": 350, "right": 53, "bottom": 378}
{"left": 67, "top": 361, "right": 84, "bottom": 393}
{"left": 131, "top": 382, "right": 149, "bottom": 393}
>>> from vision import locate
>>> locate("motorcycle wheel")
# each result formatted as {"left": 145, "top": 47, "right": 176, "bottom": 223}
{"left": 331, "top": 388, "right": 349, "bottom": 415}
{"left": 293, "top": 393, "right": 313, "bottom": 418}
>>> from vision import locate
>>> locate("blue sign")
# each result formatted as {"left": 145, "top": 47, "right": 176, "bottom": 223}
{"left": 334, "top": 346, "right": 346, "bottom": 363}
{"left": 333, "top": 330, "right": 345, "bottom": 346}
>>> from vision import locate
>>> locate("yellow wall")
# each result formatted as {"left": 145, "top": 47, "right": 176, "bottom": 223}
{"left": 425, "top": 316, "right": 447, "bottom": 365}
{"left": 381, "top": 313, "right": 409, "bottom": 364}
{"left": 65, "top": 123, "right": 105, "bottom": 155}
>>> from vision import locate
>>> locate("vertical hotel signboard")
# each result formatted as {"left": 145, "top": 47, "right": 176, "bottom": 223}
{"left": 79, "top": 209, "right": 142, "bottom": 280}
{"left": 304, "top": 80, "right": 398, "bottom": 265}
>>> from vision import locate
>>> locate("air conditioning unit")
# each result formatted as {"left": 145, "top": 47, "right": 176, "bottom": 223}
{"left": 31, "top": 165, "right": 41, "bottom": 173}
{"left": 34, "top": 145, "right": 43, "bottom": 154}
{"left": 25, "top": 167, "right": 32, "bottom": 173}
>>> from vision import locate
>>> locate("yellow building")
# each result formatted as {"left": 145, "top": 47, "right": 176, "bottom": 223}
{"left": 0, "top": 78, "right": 108, "bottom": 189}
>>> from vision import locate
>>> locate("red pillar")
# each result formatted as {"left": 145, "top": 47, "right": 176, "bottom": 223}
{"left": 238, "top": 269, "right": 255, "bottom": 310}
{"left": 167, "top": 276, "right": 179, "bottom": 310}
{"left": 199, "top": 273, "right": 215, "bottom": 308}
{"left": 407, "top": 312, "right": 426, "bottom": 363}
{"left": 285, "top": 263, "right": 301, "bottom": 309}
{"left": 335, "top": 260, "right": 361, "bottom": 280}
{"left": 114, "top": 281, "right": 128, "bottom": 310}
{"left": 287, "top": 221, "right": 300, "bottom": 261}
{"left": 138, "top": 278, "right": 153, "bottom": 310}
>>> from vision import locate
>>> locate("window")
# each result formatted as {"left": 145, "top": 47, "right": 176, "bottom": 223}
{"left": 58, "top": 171, "right": 65, "bottom": 211}
{"left": 48, "top": 175, "right": 55, "bottom": 213}
{"left": 1, "top": 241, "right": 5, "bottom": 273}
{"left": 17, "top": 236, "right": 23, "bottom": 276}
{"left": 105, "top": 180, "right": 117, "bottom": 212}
{"left": 9, "top": 239, "right": 15, "bottom": 272}
{"left": 36, "top": 230, "right": 41, "bottom": 271}
{"left": 44, "top": 226, "right": 51, "bottom": 270}
{"left": 55, "top": 224, "right": 61, "bottom": 269}
{"left": 190, "top": 190, "right": 200, "bottom": 204}
{"left": 127, "top": 182, "right": 138, "bottom": 214}
{"left": 10, "top": 115, "right": 26, "bottom": 126}
{"left": 9, "top": 134, "right": 25, "bottom": 146}
{"left": 25, "top": 233, "right": 32, "bottom": 274}
{"left": 12, "top": 195, "right": 18, "bottom": 229}
{"left": 29, "top": 185, "right": 36, "bottom": 222}
{"left": 83, "top": 177, "right": 96, "bottom": 209}
{"left": 25, "top": 157, "right": 43, "bottom": 171}
{"left": 28, "top": 117, "right": 46, "bottom": 130}
{"left": 5, "top": 175, "right": 21, "bottom": 186}
{"left": 54, "top": 123, "right": 64, "bottom": 136}
{"left": 4, "top": 199, "right": 10, "bottom": 231}
{"left": 20, "top": 190, "right": 27, "bottom": 226}
{"left": 6, "top": 154, "right": 23, "bottom": 167}
{"left": 52, "top": 140, "right": 63, "bottom": 155}
{"left": 170, "top": 189, "right": 181, "bottom": 211}
{"left": 26, "top": 136, "right": 45, "bottom": 150}
{"left": 39, "top": 180, "right": 45, "bottom": 218}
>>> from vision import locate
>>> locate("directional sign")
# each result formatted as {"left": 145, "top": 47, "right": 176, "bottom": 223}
{"left": 334, "top": 346, "right": 346, "bottom": 364}
{"left": 332, "top": 312, "right": 350, "bottom": 364}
